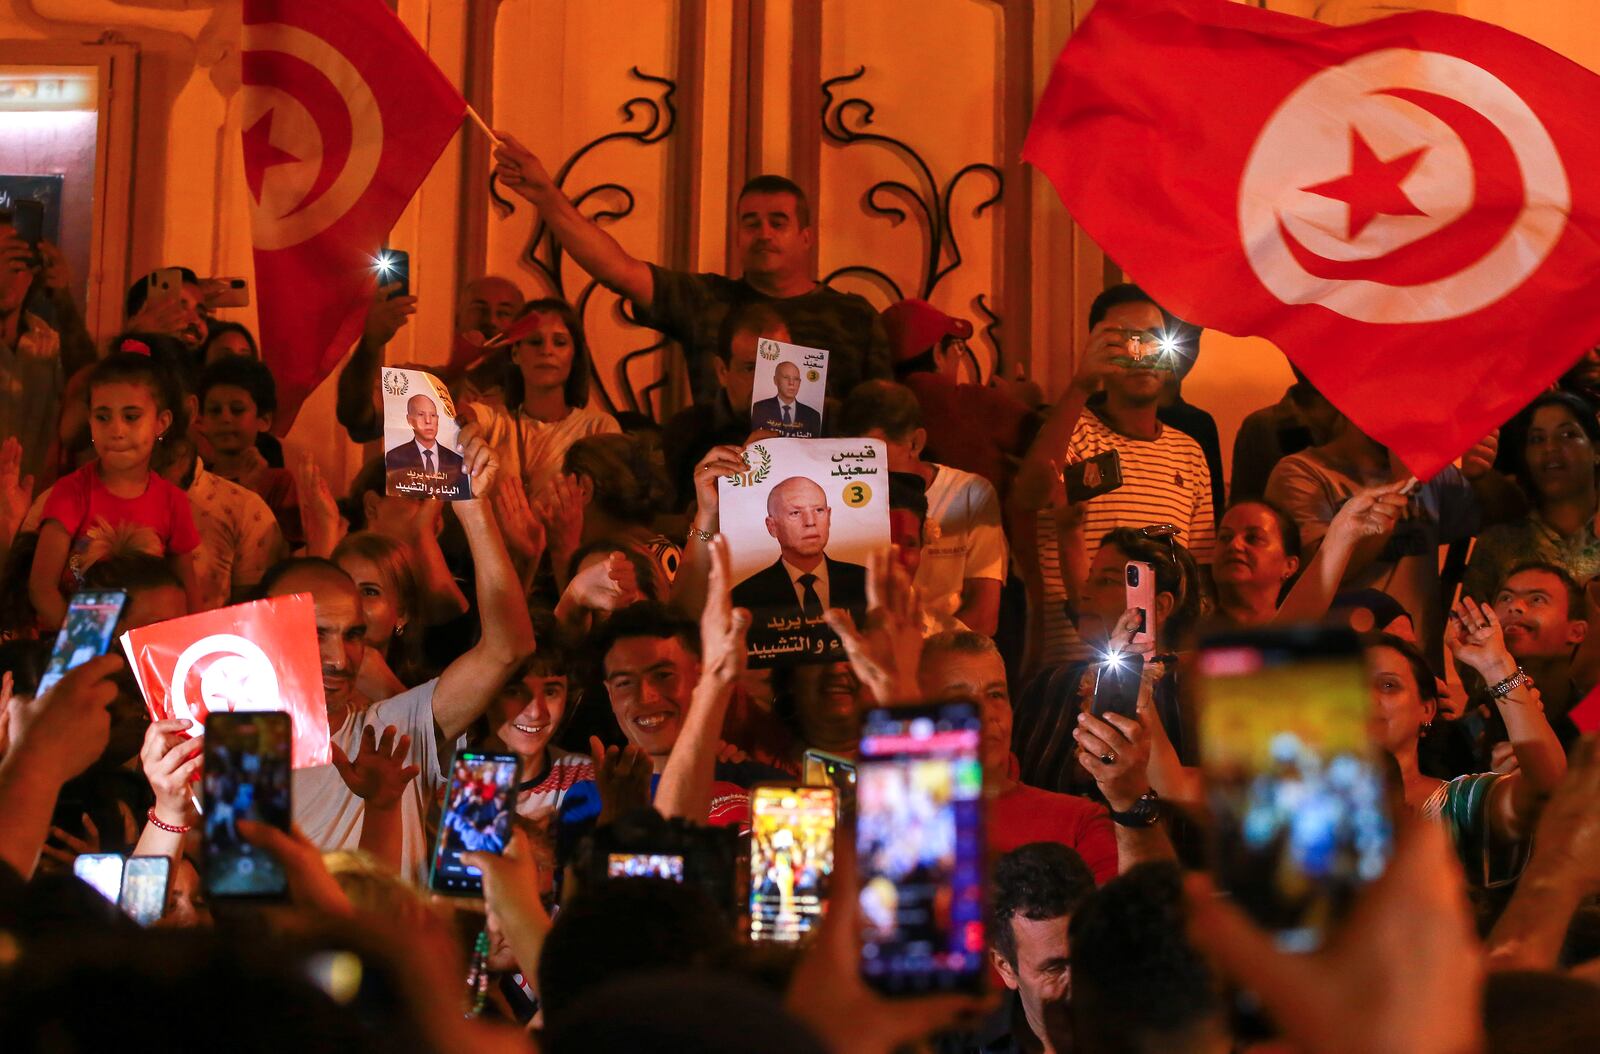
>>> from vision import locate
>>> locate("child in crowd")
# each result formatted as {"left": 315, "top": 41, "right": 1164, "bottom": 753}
{"left": 27, "top": 350, "right": 201, "bottom": 627}
{"left": 196, "top": 355, "right": 301, "bottom": 544}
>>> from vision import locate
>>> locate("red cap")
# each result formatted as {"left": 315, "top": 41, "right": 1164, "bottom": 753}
{"left": 881, "top": 298, "right": 974, "bottom": 364}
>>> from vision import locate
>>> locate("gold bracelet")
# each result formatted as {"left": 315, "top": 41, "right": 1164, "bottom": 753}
{"left": 686, "top": 526, "right": 715, "bottom": 544}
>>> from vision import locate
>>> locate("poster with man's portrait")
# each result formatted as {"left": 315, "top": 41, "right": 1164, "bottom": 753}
{"left": 381, "top": 368, "right": 471, "bottom": 499}
{"left": 749, "top": 338, "right": 828, "bottom": 438}
{"left": 718, "top": 438, "right": 888, "bottom": 666}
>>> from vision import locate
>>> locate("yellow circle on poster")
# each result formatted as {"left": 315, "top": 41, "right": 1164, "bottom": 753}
{"left": 806, "top": 369, "right": 821, "bottom": 383}
{"left": 842, "top": 481, "right": 872, "bottom": 508}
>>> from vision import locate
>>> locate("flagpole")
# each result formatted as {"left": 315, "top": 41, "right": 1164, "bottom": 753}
{"left": 464, "top": 104, "right": 502, "bottom": 148}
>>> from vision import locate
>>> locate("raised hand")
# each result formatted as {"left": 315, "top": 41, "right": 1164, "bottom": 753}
{"left": 291, "top": 453, "right": 345, "bottom": 558}
{"left": 1445, "top": 597, "right": 1516, "bottom": 684}
{"left": 457, "top": 426, "right": 500, "bottom": 499}
{"left": 824, "top": 546, "right": 924, "bottom": 703}
{"left": 37, "top": 241, "right": 72, "bottom": 293}
{"left": 567, "top": 551, "right": 643, "bottom": 612}
{"left": 236, "top": 820, "right": 354, "bottom": 917}
{"left": 493, "top": 477, "right": 546, "bottom": 566}
{"left": 1074, "top": 690, "right": 1155, "bottom": 811}
{"left": 1072, "top": 320, "right": 1138, "bottom": 394}
{"left": 1325, "top": 479, "right": 1409, "bottom": 547}
{"left": 330, "top": 724, "right": 420, "bottom": 809}
{"left": 700, "top": 535, "right": 752, "bottom": 690}
{"left": 362, "top": 282, "right": 417, "bottom": 347}
{"left": 536, "top": 473, "right": 585, "bottom": 571}
{"left": 9, "top": 654, "right": 122, "bottom": 785}
{"left": 691, "top": 444, "right": 747, "bottom": 526}
{"left": 0, "top": 435, "right": 32, "bottom": 552}
{"left": 589, "top": 735, "right": 653, "bottom": 826}
{"left": 42, "top": 812, "right": 100, "bottom": 869}
{"left": 139, "top": 717, "right": 204, "bottom": 829}
{"left": 1460, "top": 430, "right": 1499, "bottom": 482}
{"left": 491, "top": 133, "right": 557, "bottom": 202}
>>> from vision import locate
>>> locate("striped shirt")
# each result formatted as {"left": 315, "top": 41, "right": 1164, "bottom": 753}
{"left": 1036, "top": 411, "right": 1216, "bottom": 664}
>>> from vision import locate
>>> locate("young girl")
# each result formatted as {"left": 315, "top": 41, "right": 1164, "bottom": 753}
{"left": 29, "top": 351, "right": 202, "bottom": 627}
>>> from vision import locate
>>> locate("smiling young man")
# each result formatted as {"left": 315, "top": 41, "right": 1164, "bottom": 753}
{"left": 493, "top": 136, "right": 890, "bottom": 404}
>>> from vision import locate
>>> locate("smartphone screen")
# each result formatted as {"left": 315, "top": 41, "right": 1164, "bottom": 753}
{"left": 1125, "top": 561, "right": 1156, "bottom": 647}
{"left": 11, "top": 199, "right": 44, "bottom": 247}
{"left": 857, "top": 702, "right": 986, "bottom": 996}
{"left": 73, "top": 853, "right": 125, "bottom": 903}
{"left": 1199, "top": 627, "right": 1392, "bottom": 952}
{"left": 37, "top": 590, "right": 128, "bottom": 695}
{"left": 375, "top": 248, "right": 410, "bottom": 298}
{"left": 1092, "top": 652, "right": 1144, "bottom": 720}
{"left": 802, "top": 749, "right": 857, "bottom": 812}
{"left": 606, "top": 853, "right": 686, "bottom": 881}
{"left": 429, "top": 750, "right": 519, "bottom": 896}
{"left": 750, "top": 784, "right": 836, "bottom": 943}
{"left": 119, "top": 855, "right": 172, "bottom": 926}
{"left": 202, "top": 712, "right": 292, "bottom": 898}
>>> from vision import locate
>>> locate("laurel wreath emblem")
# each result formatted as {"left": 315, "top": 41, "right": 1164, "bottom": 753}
{"left": 730, "top": 444, "right": 773, "bottom": 488}
{"left": 382, "top": 370, "right": 409, "bottom": 397}
{"left": 757, "top": 338, "right": 781, "bottom": 361}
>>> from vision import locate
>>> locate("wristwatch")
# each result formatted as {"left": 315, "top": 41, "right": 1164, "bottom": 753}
{"left": 1487, "top": 667, "right": 1531, "bottom": 699}
{"left": 1106, "top": 788, "right": 1162, "bottom": 828}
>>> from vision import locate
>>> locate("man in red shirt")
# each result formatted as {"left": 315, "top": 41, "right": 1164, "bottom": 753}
{"left": 917, "top": 630, "right": 1118, "bottom": 884}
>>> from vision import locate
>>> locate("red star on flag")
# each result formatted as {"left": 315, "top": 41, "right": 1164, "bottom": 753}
{"left": 242, "top": 109, "right": 302, "bottom": 203}
{"left": 1301, "top": 127, "right": 1429, "bottom": 241}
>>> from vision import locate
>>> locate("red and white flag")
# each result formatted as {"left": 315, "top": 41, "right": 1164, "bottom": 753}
{"left": 1025, "top": 0, "right": 1600, "bottom": 480}
{"left": 241, "top": 0, "right": 465, "bottom": 429}
{"left": 120, "top": 594, "right": 331, "bottom": 769}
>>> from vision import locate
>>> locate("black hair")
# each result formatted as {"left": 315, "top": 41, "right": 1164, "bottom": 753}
{"left": 1087, "top": 282, "right": 1161, "bottom": 330}
{"left": 1500, "top": 560, "right": 1585, "bottom": 620}
{"left": 1501, "top": 390, "right": 1600, "bottom": 501}
{"left": 1068, "top": 863, "right": 1223, "bottom": 1053}
{"left": 124, "top": 267, "right": 199, "bottom": 318}
{"left": 839, "top": 379, "right": 923, "bottom": 442}
{"left": 200, "top": 320, "right": 260, "bottom": 360}
{"left": 81, "top": 553, "right": 185, "bottom": 596}
{"left": 887, "top": 470, "right": 929, "bottom": 523}
{"left": 715, "top": 300, "right": 788, "bottom": 364}
{"left": 197, "top": 353, "right": 278, "bottom": 416}
{"left": 343, "top": 455, "right": 388, "bottom": 532}
{"left": 1221, "top": 496, "right": 1303, "bottom": 561}
{"left": 990, "top": 842, "right": 1097, "bottom": 966}
{"left": 504, "top": 297, "right": 593, "bottom": 411}
{"left": 255, "top": 556, "right": 353, "bottom": 599}
{"left": 1366, "top": 631, "right": 1439, "bottom": 703}
{"left": 589, "top": 602, "right": 700, "bottom": 670}
{"left": 537, "top": 877, "right": 738, "bottom": 1029}
{"left": 0, "top": 532, "right": 41, "bottom": 641}
{"left": 737, "top": 174, "right": 811, "bottom": 228}
{"left": 87, "top": 347, "right": 187, "bottom": 439}
{"left": 1095, "top": 527, "right": 1209, "bottom": 646}
{"left": 563, "top": 433, "right": 672, "bottom": 528}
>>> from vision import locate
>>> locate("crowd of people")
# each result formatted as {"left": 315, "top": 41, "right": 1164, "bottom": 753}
{"left": 1, "top": 131, "right": 1599, "bottom": 1053}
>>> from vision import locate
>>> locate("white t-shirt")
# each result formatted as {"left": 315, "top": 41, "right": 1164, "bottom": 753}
{"left": 293, "top": 679, "right": 449, "bottom": 883}
{"left": 915, "top": 465, "right": 1007, "bottom": 632}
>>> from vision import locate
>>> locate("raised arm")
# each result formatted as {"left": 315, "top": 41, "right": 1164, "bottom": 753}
{"left": 335, "top": 284, "right": 417, "bottom": 444}
{"left": 1011, "top": 323, "right": 1122, "bottom": 511}
{"left": 429, "top": 436, "right": 536, "bottom": 740}
{"left": 494, "top": 134, "right": 655, "bottom": 307}
{"left": 670, "top": 445, "right": 747, "bottom": 617}
{"left": 1273, "top": 480, "right": 1409, "bottom": 625}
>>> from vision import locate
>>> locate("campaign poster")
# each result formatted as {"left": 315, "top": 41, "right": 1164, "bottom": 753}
{"left": 381, "top": 367, "right": 472, "bottom": 500}
{"left": 717, "top": 438, "right": 889, "bottom": 666}
{"left": 750, "top": 338, "right": 828, "bottom": 438}
{"left": 120, "top": 594, "right": 332, "bottom": 769}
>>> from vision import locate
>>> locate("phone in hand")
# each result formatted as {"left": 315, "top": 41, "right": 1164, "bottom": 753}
{"left": 10, "top": 199, "right": 44, "bottom": 263}
{"left": 203, "top": 277, "right": 250, "bottom": 309}
{"left": 1125, "top": 561, "right": 1156, "bottom": 648}
{"left": 73, "top": 853, "right": 125, "bottom": 903}
{"left": 1093, "top": 652, "right": 1145, "bottom": 720}
{"left": 119, "top": 855, "right": 172, "bottom": 926}
{"left": 1062, "top": 449, "right": 1124, "bottom": 504}
{"left": 37, "top": 590, "right": 128, "bottom": 696}
{"left": 374, "top": 248, "right": 410, "bottom": 299}
{"left": 1198, "top": 627, "right": 1392, "bottom": 953}
{"left": 146, "top": 267, "right": 185, "bottom": 312}
{"left": 429, "top": 749, "right": 519, "bottom": 896}
{"left": 202, "top": 711, "right": 293, "bottom": 898}
{"left": 749, "top": 784, "right": 836, "bottom": 944}
{"left": 802, "top": 748, "right": 857, "bottom": 813}
{"left": 857, "top": 701, "right": 986, "bottom": 996}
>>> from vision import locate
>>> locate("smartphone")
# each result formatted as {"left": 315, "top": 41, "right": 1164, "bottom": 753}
{"left": 802, "top": 749, "right": 857, "bottom": 813}
{"left": 1063, "top": 449, "right": 1124, "bottom": 504}
{"left": 1125, "top": 561, "right": 1156, "bottom": 648}
{"left": 749, "top": 784, "right": 836, "bottom": 944}
{"left": 73, "top": 853, "right": 125, "bottom": 903}
{"left": 37, "top": 590, "right": 128, "bottom": 695}
{"left": 429, "top": 749, "right": 519, "bottom": 896}
{"left": 10, "top": 198, "right": 44, "bottom": 251}
{"left": 605, "top": 853, "right": 686, "bottom": 881}
{"left": 202, "top": 711, "right": 292, "bottom": 898}
{"left": 119, "top": 855, "right": 172, "bottom": 926}
{"left": 203, "top": 277, "right": 250, "bottom": 309}
{"left": 1198, "top": 627, "right": 1392, "bottom": 953}
{"left": 146, "top": 266, "right": 185, "bottom": 311}
{"left": 375, "top": 248, "right": 409, "bottom": 298}
{"left": 856, "top": 701, "right": 986, "bottom": 996}
{"left": 1093, "top": 652, "right": 1145, "bottom": 720}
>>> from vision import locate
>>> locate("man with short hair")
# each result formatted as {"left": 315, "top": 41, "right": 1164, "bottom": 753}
{"left": 124, "top": 266, "right": 209, "bottom": 352}
{"left": 730, "top": 477, "right": 868, "bottom": 620}
{"left": 844, "top": 380, "right": 1007, "bottom": 637}
{"left": 752, "top": 360, "right": 822, "bottom": 436}
{"left": 494, "top": 138, "right": 891, "bottom": 404}
{"left": 918, "top": 631, "right": 1117, "bottom": 883}
{"left": 1478, "top": 562, "right": 1588, "bottom": 749}
{"left": 1014, "top": 284, "right": 1217, "bottom": 665}
{"left": 266, "top": 440, "right": 534, "bottom": 879}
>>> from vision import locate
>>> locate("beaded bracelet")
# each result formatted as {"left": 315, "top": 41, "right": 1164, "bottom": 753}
{"left": 146, "top": 807, "right": 193, "bottom": 834}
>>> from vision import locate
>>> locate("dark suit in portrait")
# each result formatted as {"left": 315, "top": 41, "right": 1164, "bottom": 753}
{"left": 384, "top": 440, "right": 470, "bottom": 500}
{"left": 751, "top": 396, "right": 823, "bottom": 437}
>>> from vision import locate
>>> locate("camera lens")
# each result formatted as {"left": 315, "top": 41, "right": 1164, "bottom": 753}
{"left": 1127, "top": 566, "right": 1139, "bottom": 586}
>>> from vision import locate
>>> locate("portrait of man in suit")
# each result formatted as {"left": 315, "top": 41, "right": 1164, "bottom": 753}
{"left": 731, "top": 476, "right": 867, "bottom": 621}
{"left": 751, "top": 360, "right": 823, "bottom": 436}
{"left": 384, "top": 393, "right": 469, "bottom": 499}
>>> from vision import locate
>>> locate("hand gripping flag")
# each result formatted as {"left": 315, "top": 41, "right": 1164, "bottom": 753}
{"left": 121, "top": 594, "right": 331, "bottom": 769}
{"left": 242, "top": 0, "right": 466, "bottom": 431}
{"left": 1025, "top": 0, "right": 1600, "bottom": 480}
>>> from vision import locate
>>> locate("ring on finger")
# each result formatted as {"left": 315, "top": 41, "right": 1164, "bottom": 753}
{"left": 1099, "top": 752, "right": 1117, "bottom": 765}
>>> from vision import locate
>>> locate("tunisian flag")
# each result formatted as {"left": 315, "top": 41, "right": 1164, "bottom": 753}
{"left": 241, "top": 0, "right": 466, "bottom": 430}
{"left": 1025, "top": 0, "right": 1600, "bottom": 480}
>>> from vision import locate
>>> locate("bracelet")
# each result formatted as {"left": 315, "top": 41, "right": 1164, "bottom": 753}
{"left": 1488, "top": 667, "right": 1531, "bottom": 699}
{"left": 146, "top": 807, "right": 193, "bottom": 834}
{"left": 686, "top": 526, "right": 716, "bottom": 543}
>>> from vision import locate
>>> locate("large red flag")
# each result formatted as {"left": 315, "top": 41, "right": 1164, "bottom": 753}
{"left": 1025, "top": 0, "right": 1600, "bottom": 480}
{"left": 241, "top": 0, "right": 465, "bottom": 430}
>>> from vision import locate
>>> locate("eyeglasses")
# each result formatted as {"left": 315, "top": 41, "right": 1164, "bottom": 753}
{"left": 1138, "top": 523, "right": 1182, "bottom": 566}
